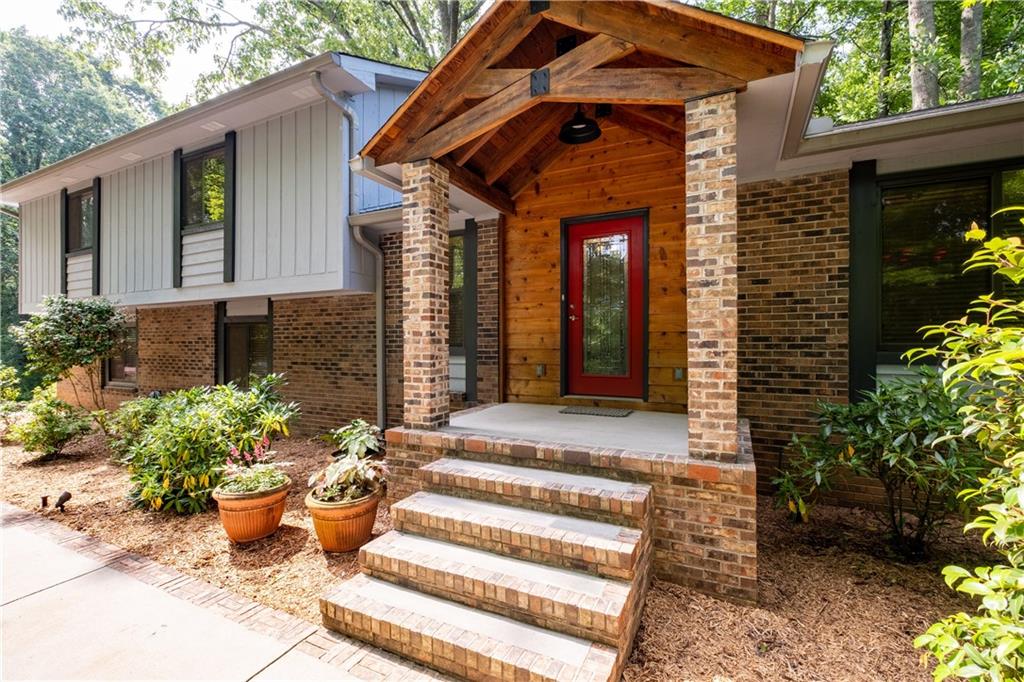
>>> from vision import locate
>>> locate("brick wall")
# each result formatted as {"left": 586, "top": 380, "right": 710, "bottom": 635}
{"left": 273, "top": 294, "right": 378, "bottom": 435}
{"left": 737, "top": 170, "right": 851, "bottom": 492}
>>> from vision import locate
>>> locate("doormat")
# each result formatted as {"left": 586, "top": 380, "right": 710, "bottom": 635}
{"left": 558, "top": 406, "right": 633, "bottom": 418}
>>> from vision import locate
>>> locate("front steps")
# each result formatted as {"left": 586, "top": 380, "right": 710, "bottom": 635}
{"left": 320, "top": 451, "right": 654, "bottom": 681}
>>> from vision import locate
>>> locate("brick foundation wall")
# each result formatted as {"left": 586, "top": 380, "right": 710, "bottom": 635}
{"left": 384, "top": 422, "right": 758, "bottom": 604}
{"left": 737, "top": 170, "right": 854, "bottom": 495}
{"left": 273, "top": 294, "right": 378, "bottom": 435}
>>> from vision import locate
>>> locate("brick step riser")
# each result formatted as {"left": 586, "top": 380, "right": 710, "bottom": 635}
{"left": 358, "top": 555, "right": 636, "bottom": 649}
{"left": 448, "top": 449, "right": 653, "bottom": 488}
{"left": 417, "top": 473, "right": 653, "bottom": 530}
{"left": 391, "top": 511, "right": 639, "bottom": 581}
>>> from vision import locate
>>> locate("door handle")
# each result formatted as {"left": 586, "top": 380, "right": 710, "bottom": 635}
{"left": 569, "top": 314, "right": 578, "bottom": 322}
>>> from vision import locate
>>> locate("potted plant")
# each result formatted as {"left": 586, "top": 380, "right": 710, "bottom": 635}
{"left": 213, "top": 462, "right": 291, "bottom": 543}
{"left": 305, "top": 454, "right": 387, "bottom": 552}
{"left": 323, "top": 419, "right": 382, "bottom": 459}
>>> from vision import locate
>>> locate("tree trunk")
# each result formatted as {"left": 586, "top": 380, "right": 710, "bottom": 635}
{"left": 879, "top": 0, "right": 894, "bottom": 117}
{"left": 958, "top": 2, "right": 984, "bottom": 101}
{"left": 908, "top": 0, "right": 939, "bottom": 110}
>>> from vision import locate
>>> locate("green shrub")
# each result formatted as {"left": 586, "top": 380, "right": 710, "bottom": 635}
{"left": 322, "top": 418, "right": 382, "bottom": 458}
{"left": 912, "top": 215, "right": 1024, "bottom": 681}
{"left": 104, "top": 395, "right": 163, "bottom": 462}
{"left": 10, "top": 385, "right": 93, "bottom": 457}
{"left": 126, "top": 374, "right": 298, "bottom": 514}
{"left": 217, "top": 463, "right": 290, "bottom": 494}
{"left": 775, "top": 367, "right": 985, "bottom": 558}
{"left": 0, "top": 365, "right": 23, "bottom": 435}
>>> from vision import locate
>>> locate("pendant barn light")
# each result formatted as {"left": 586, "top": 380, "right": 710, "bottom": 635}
{"left": 558, "top": 105, "right": 601, "bottom": 145}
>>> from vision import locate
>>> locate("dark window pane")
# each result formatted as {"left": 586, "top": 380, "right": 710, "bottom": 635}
{"left": 449, "top": 235, "right": 465, "bottom": 349}
{"left": 1003, "top": 169, "right": 1024, "bottom": 222}
{"left": 880, "top": 178, "right": 990, "bottom": 348}
{"left": 247, "top": 323, "right": 271, "bottom": 379}
{"left": 108, "top": 325, "right": 137, "bottom": 384}
{"left": 66, "top": 191, "right": 92, "bottom": 251}
{"left": 582, "top": 233, "right": 629, "bottom": 376}
{"left": 226, "top": 324, "right": 249, "bottom": 388}
{"left": 182, "top": 150, "right": 225, "bottom": 227}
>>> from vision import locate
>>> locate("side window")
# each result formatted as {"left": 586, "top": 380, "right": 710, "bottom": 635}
{"left": 224, "top": 321, "right": 271, "bottom": 389}
{"left": 106, "top": 321, "right": 138, "bottom": 385}
{"left": 449, "top": 234, "right": 466, "bottom": 352}
{"left": 181, "top": 148, "right": 225, "bottom": 230}
{"left": 66, "top": 189, "right": 94, "bottom": 252}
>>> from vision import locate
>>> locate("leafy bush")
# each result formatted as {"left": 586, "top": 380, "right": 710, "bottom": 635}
{"left": 913, "top": 214, "right": 1024, "bottom": 680}
{"left": 775, "top": 367, "right": 985, "bottom": 558}
{"left": 127, "top": 374, "right": 298, "bottom": 514}
{"left": 323, "top": 418, "right": 381, "bottom": 458}
{"left": 10, "top": 385, "right": 92, "bottom": 457}
{"left": 104, "top": 395, "right": 163, "bottom": 462}
{"left": 216, "top": 463, "right": 290, "bottom": 494}
{"left": 308, "top": 454, "right": 387, "bottom": 504}
{"left": 10, "top": 296, "right": 130, "bottom": 410}
{"left": 0, "top": 365, "right": 23, "bottom": 435}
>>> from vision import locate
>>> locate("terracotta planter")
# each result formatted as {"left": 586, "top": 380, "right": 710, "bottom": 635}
{"left": 305, "top": 490, "right": 381, "bottom": 552}
{"left": 212, "top": 478, "right": 290, "bottom": 543}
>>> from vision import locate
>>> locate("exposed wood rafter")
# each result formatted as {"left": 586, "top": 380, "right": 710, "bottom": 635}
{"left": 607, "top": 108, "right": 684, "bottom": 149}
{"left": 404, "top": 33, "right": 634, "bottom": 162}
{"left": 437, "top": 157, "right": 517, "bottom": 214}
{"left": 484, "top": 104, "right": 573, "bottom": 185}
{"left": 547, "top": 68, "right": 744, "bottom": 104}
{"left": 453, "top": 128, "right": 500, "bottom": 166}
{"left": 506, "top": 141, "right": 572, "bottom": 198}
{"left": 465, "top": 69, "right": 533, "bottom": 98}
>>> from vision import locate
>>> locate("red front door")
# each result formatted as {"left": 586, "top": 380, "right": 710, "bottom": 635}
{"left": 566, "top": 215, "right": 645, "bottom": 398}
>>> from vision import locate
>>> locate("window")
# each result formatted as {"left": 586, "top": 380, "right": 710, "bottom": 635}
{"left": 66, "top": 189, "right": 94, "bottom": 252}
{"left": 182, "top": 147, "right": 225, "bottom": 229}
{"left": 106, "top": 323, "right": 138, "bottom": 386}
{"left": 850, "top": 158, "right": 1024, "bottom": 399}
{"left": 448, "top": 224, "right": 477, "bottom": 399}
{"left": 449, "top": 234, "right": 466, "bottom": 351}
{"left": 217, "top": 302, "right": 271, "bottom": 390}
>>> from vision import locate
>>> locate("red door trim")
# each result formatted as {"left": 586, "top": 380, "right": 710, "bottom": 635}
{"left": 563, "top": 213, "right": 646, "bottom": 399}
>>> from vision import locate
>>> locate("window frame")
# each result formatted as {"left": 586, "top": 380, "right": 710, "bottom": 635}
{"left": 849, "top": 156, "right": 1024, "bottom": 400}
{"left": 104, "top": 319, "right": 139, "bottom": 389}
{"left": 215, "top": 301, "right": 273, "bottom": 388}
{"left": 179, "top": 143, "right": 227, "bottom": 234}
{"left": 449, "top": 221, "right": 478, "bottom": 400}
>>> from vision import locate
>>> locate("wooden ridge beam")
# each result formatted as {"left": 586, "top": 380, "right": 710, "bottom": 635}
{"left": 546, "top": 68, "right": 744, "bottom": 104}
{"left": 437, "top": 156, "right": 517, "bottom": 215}
{"left": 484, "top": 104, "right": 573, "bottom": 185}
{"left": 404, "top": 33, "right": 634, "bottom": 162}
{"left": 541, "top": 1, "right": 794, "bottom": 82}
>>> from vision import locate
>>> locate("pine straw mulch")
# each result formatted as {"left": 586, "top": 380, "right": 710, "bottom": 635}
{"left": 0, "top": 434, "right": 995, "bottom": 682}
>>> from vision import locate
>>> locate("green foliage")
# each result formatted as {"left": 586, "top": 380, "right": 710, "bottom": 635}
{"left": 0, "top": 365, "right": 24, "bottom": 436}
{"left": 323, "top": 419, "right": 382, "bottom": 459}
{"left": 216, "top": 463, "right": 290, "bottom": 495}
{"left": 104, "top": 396, "right": 163, "bottom": 462}
{"left": 911, "top": 210, "right": 1024, "bottom": 681}
{"left": 127, "top": 374, "right": 298, "bottom": 514}
{"left": 10, "top": 385, "right": 93, "bottom": 457}
{"left": 10, "top": 296, "right": 131, "bottom": 411}
{"left": 60, "top": 0, "right": 486, "bottom": 103}
{"left": 308, "top": 454, "right": 387, "bottom": 504}
{"left": 775, "top": 368, "right": 985, "bottom": 558}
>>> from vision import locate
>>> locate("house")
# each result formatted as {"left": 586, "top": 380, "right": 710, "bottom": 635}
{"left": 4, "top": 0, "right": 1024, "bottom": 679}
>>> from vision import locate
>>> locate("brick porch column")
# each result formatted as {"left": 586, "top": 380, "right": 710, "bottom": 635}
{"left": 402, "top": 159, "right": 451, "bottom": 429}
{"left": 684, "top": 92, "right": 739, "bottom": 462}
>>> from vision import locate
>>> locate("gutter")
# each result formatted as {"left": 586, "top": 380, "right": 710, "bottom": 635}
{"left": 312, "top": 72, "right": 388, "bottom": 430}
{"left": 778, "top": 40, "right": 833, "bottom": 161}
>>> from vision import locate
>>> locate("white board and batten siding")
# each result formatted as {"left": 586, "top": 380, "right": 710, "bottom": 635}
{"left": 18, "top": 193, "right": 62, "bottom": 312}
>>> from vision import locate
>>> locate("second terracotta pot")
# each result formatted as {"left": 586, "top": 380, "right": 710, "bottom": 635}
{"left": 212, "top": 478, "right": 291, "bottom": 543}
{"left": 305, "top": 490, "right": 381, "bottom": 552}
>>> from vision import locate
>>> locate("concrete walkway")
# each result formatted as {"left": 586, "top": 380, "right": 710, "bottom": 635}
{"left": 0, "top": 503, "right": 446, "bottom": 681}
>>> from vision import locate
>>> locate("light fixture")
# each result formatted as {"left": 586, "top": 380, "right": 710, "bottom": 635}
{"left": 558, "top": 105, "right": 601, "bottom": 145}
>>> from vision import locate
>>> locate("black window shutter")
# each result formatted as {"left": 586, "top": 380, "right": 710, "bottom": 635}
{"left": 60, "top": 188, "right": 68, "bottom": 295}
{"left": 223, "top": 131, "right": 236, "bottom": 282}
{"left": 172, "top": 148, "right": 183, "bottom": 288}
{"left": 92, "top": 177, "right": 101, "bottom": 295}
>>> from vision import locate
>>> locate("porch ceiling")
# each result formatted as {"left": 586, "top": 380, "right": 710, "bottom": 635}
{"left": 446, "top": 403, "right": 688, "bottom": 457}
{"left": 360, "top": 0, "right": 805, "bottom": 212}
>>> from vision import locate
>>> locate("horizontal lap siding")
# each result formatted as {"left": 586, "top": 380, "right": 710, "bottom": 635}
{"left": 65, "top": 253, "right": 93, "bottom": 299}
{"left": 505, "top": 123, "right": 687, "bottom": 412}
{"left": 181, "top": 229, "right": 224, "bottom": 287}
{"left": 18, "top": 193, "right": 62, "bottom": 312}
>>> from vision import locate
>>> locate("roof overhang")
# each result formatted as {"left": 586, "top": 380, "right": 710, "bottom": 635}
{"left": 1, "top": 53, "right": 424, "bottom": 205}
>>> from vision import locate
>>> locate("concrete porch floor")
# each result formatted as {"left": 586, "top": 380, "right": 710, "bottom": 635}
{"left": 446, "top": 403, "right": 688, "bottom": 456}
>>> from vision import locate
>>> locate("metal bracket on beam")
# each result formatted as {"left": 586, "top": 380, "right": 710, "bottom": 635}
{"left": 530, "top": 68, "right": 550, "bottom": 97}
{"left": 529, "top": 1, "right": 550, "bottom": 14}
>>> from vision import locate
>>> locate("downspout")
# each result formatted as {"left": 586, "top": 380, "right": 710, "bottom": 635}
{"left": 312, "top": 72, "right": 387, "bottom": 430}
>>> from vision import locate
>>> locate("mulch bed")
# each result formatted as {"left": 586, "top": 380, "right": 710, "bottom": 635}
{"left": 1, "top": 434, "right": 992, "bottom": 681}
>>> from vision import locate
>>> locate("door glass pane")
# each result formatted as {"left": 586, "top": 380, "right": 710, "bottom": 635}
{"left": 247, "top": 323, "right": 271, "bottom": 379}
{"left": 582, "top": 233, "right": 628, "bottom": 376}
{"left": 226, "top": 324, "right": 249, "bottom": 388}
{"left": 880, "top": 179, "right": 990, "bottom": 348}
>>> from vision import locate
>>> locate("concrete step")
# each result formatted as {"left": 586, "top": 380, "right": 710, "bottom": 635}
{"left": 391, "top": 491, "right": 644, "bottom": 581}
{"left": 360, "top": 531, "right": 641, "bottom": 648}
{"left": 321, "top": 573, "right": 619, "bottom": 682}
{"left": 417, "top": 458, "right": 652, "bottom": 528}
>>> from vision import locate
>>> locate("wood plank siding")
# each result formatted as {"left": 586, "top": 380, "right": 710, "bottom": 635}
{"left": 504, "top": 122, "right": 688, "bottom": 412}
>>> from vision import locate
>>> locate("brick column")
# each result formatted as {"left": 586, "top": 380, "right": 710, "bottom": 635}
{"left": 402, "top": 159, "right": 451, "bottom": 429}
{"left": 685, "top": 92, "right": 738, "bottom": 462}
